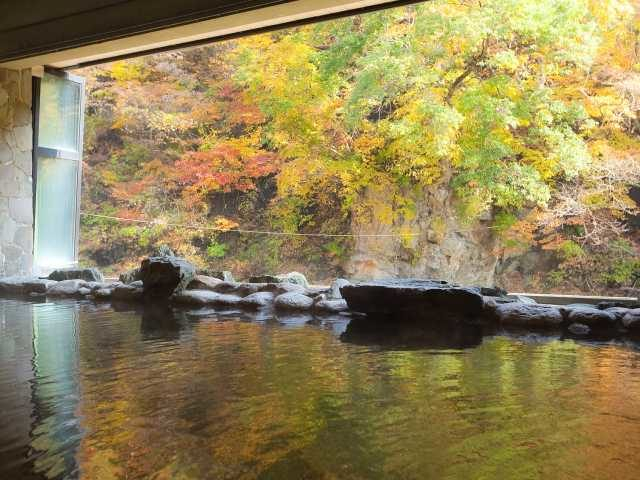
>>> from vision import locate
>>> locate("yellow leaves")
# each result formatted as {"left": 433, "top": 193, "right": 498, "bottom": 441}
{"left": 212, "top": 217, "right": 240, "bottom": 231}
{"left": 110, "top": 60, "right": 148, "bottom": 83}
{"left": 353, "top": 134, "right": 385, "bottom": 159}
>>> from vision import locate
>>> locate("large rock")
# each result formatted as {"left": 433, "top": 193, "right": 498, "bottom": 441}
{"left": 48, "top": 267, "right": 104, "bottom": 282}
{"left": 622, "top": 309, "right": 640, "bottom": 335}
{"left": 274, "top": 292, "right": 314, "bottom": 311}
{"left": 139, "top": 256, "right": 196, "bottom": 298}
{"left": 340, "top": 279, "right": 484, "bottom": 319}
{"left": 46, "top": 279, "right": 87, "bottom": 297}
{"left": 495, "top": 303, "right": 564, "bottom": 329}
{"left": 566, "top": 307, "right": 617, "bottom": 331}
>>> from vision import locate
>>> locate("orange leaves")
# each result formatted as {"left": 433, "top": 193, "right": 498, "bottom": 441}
{"left": 173, "top": 142, "right": 280, "bottom": 205}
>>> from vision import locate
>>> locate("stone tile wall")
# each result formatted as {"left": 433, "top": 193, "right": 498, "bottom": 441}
{"left": 0, "top": 68, "right": 33, "bottom": 276}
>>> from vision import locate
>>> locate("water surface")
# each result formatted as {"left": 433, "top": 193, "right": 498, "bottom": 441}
{"left": 1, "top": 298, "right": 640, "bottom": 479}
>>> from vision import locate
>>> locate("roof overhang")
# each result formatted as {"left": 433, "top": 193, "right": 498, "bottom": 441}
{"left": 0, "top": 0, "right": 413, "bottom": 70}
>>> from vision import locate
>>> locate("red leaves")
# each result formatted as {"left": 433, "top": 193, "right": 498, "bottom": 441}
{"left": 174, "top": 142, "right": 280, "bottom": 198}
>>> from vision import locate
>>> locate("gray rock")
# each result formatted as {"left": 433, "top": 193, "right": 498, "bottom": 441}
{"left": 568, "top": 323, "right": 591, "bottom": 336}
{"left": 622, "top": 309, "right": 640, "bottom": 334}
{"left": 172, "top": 289, "right": 241, "bottom": 306}
{"left": 48, "top": 267, "right": 104, "bottom": 282}
{"left": 341, "top": 279, "right": 484, "bottom": 318}
{"left": 24, "top": 278, "right": 57, "bottom": 294}
{"left": 604, "top": 307, "right": 631, "bottom": 321}
{"left": 248, "top": 272, "right": 309, "bottom": 288}
{"left": 78, "top": 287, "right": 92, "bottom": 296}
{"left": 94, "top": 288, "right": 114, "bottom": 299}
{"left": 0, "top": 275, "right": 42, "bottom": 293}
{"left": 172, "top": 289, "right": 221, "bottom": 306}
{"left": 478, "top": 286, "right": 508, "bottom": 297}
{"left": 513, "top": 295, "right": 537, "bottom": 304}
{"left": 258, "top": 282, "right": 306, "bottom": 296}
{"left": 495, "top": 303, "right": 564, "bottom": 328}
{"left": 566, "top": 307, "right": 617, "bottom": 330}
{"left": 329, "top": 278, "right": 351, "bottom": 299}
{"left": 187, "top": 275, "right": 223, "bottom": 291}
{"left": 274, "top": 292, "right": 314, "bottom": 311}
{"left": 139, "top": 256, "right": 196, "bottom": 298}
{"left": 119, "top": 268, "right": 141, "bottom": 284}
{"left": 314, "top": 298, "right": 349, "bottom": 313}
{"left": 198, "top": 270, "right": 235, "bottom": 282}
{"left": 112, "top": 284, "right": 144, "bottom": 302}
{"left": 238, "top": 291, "right": 275, "bottom": 309}
{"left": 46, "top": 279, "right": 87, "bottom": 296}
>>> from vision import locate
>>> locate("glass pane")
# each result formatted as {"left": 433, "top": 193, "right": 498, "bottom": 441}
{"left": 34, "top": 156, "right": 79, "bottom": 269}
{"left": 38, "top": 74, "right": 82, "bottom": 153}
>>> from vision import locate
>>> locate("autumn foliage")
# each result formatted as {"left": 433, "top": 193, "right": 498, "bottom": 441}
{"left": 78, "top": 0, "right": 640, "bottom": 293}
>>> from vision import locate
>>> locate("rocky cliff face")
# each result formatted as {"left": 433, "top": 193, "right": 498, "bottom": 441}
{"left": 346, "top": 179, "right": 500, "bottom": 285}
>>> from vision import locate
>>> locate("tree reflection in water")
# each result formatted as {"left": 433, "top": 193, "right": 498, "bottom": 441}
{"left": 1, "top": 299, "right": 640, "bottom": 479}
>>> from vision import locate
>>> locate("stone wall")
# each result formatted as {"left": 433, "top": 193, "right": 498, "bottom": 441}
{"left": 0, "top": 68, "right": 33, "bottom": 276}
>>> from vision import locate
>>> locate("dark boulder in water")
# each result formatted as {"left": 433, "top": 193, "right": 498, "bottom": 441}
{"left": 139, "top": 256, "right": 196, "bottom": 298}
{"left": 340, "top": 279, "right": 484, "bottom": 320}
{"left": 49, "top": 267, "right": 104, "bottom": 282}
{"left": 495, "top": 303, "right": 564, "bottom": 329}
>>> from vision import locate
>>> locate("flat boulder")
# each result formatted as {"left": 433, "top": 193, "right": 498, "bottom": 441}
{"left": 495, "top": 303, "right": 564, "bottom": 329}
{"left": 139, "top": 256, "right": 196, "bottom": 298}
{"left": 46, "top": 279, "right": 87, "bottom": 297}
{"left": 49, "top": 267, "right": 104, "bottom": 282}
{"left": 274, "top": 292, "right": 314, "bottom": 311}
{"left": 340, "top": 279, "right": 484, "bottom": 319}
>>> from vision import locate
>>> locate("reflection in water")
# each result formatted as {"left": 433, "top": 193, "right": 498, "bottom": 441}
{"left": 1, "top": 298, "right": 640, "bottom": 479}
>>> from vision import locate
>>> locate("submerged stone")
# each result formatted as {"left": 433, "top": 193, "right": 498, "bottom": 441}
{"left": 340, "top": 279, "right": 484, "bottom": 319}
{"left": 139, "top": 256, "right": 196, "bottom": 298}
{"left": 48, "top": 267, "right": 104, "bottom": 282}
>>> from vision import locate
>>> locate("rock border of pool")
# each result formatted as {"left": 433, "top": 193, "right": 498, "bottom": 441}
{"left": 1, "top": 256, "right": 640, "bottom": 340}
